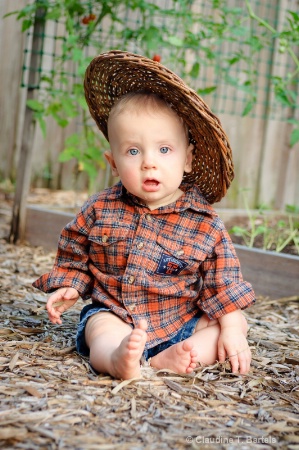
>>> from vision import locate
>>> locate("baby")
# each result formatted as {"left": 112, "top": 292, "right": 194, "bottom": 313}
{"left": 33, "top": 51, "right": 255, "bottom": 380}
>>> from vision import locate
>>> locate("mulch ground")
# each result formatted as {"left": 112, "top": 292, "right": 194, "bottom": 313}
{"left": 0, "top": 192, "right": 299, "bottom": 449}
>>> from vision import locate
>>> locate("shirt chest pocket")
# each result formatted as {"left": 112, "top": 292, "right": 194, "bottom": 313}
{"left": 148, "top": 233, "right": 208, "bottom": 278}
{"left": 88, "top": 222, "right": 132, "bottom": 274}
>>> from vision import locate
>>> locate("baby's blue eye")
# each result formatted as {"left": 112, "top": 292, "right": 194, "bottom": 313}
{"left": 129, "top": 148, "right": 139, "bottom": 155}
{"left": 160, "top": 147, "right": 169, "bottom": 154}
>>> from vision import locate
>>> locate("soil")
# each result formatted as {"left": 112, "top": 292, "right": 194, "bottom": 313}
{"left": 225, "top": 215, "right": 299, "bottom": 257}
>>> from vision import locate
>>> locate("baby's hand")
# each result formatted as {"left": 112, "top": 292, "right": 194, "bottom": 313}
{"left": 46, "top": 287, "right": 79, "bottom": 325}
{"left": 218, "top": 326, "right": 251, "bottom": 374}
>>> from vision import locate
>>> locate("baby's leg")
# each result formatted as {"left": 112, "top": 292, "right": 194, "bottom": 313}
{"left": 151, "top": 340, "right": 199, "bottom": 374}
{"left": 85, "top": 312, "right": 147, "bottom": 379}
{"left": 150, "top": 315, "right": 221, "bottom": 373}
{"left": 151, "top": 313, "right": 248, "bottom": 373}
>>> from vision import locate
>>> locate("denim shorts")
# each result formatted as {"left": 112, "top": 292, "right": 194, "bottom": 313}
{"left": 76, "top": 302, "right": 203, "bottom": 361}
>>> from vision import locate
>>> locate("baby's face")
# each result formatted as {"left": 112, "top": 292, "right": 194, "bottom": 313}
{"left": 105, "top": 105, "right": 193, "bottom": 210}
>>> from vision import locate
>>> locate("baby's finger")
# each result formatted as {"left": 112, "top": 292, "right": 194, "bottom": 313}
{"left": 229, "top": 353, "right": 240, "bottom": 373}
{"left": 47, "top": 312, "right": 62, "bottom": 325}
{"left": 217, "top": 343, "right": 227, "bottom": 363}
{"left": 239, "top": 348, "right": 251, "bottom": 374}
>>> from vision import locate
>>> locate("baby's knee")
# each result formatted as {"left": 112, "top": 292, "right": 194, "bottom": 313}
{"left": 194, "top": 313, "right": 219, "bottom": 332}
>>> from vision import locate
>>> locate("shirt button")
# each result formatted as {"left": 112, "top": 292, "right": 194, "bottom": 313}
{"left": 128, "top": 275, "right": 135, "bottom": 284}
{"left": 130, "top": 303, "right": 136, "bottom": 311}
{"left": 145, "top": 214, "right": 152, "bottom": 222}
{"left": 102, "top": 234, "right": 108, "bottom": 243}
{"left": 176, "top": 249, "right": 184, "bottom": 256}
{"left": 137, "top": 242, "right": 144, "bottom": 249}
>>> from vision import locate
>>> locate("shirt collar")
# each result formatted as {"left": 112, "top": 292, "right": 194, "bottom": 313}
{"left": 173, "top": 184, "right": 216, "bottom": 216}
{"left": 110, "top": 181, "right": 216, "bottom": 217}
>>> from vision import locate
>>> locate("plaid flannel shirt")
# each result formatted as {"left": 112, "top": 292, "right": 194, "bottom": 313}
{"left": 33, "top": 182, "right": 255, "bottom": 349}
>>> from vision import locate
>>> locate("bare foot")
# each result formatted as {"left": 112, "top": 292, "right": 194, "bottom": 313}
{"left": 150, "top": 340, "right": 198, "bottom": 374}
{"left": 110, "top": 320, "right": 148, "bottom": 379}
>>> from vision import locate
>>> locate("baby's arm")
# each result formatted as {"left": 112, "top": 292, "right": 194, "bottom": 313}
{"left": 217, "top": 310, "right": 251, "bottom": 374}
{"left": 46, "top": 287, "right": 80, "bottom": 325}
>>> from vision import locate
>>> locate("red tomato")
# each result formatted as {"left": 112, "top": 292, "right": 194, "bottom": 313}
{"left": 152, "top": 54, "right": 161, "bottom": 62}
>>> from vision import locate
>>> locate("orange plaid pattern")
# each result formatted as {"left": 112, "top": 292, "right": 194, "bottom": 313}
{"left": 33, "top": 182, "right": 255, "bottom": 349}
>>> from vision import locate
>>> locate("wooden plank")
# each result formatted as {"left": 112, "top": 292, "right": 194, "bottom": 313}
{"left": 234, "top": 244, "right": 299, "bottom": 299}
{"left": 9, "top": 7, "right": 46, "bottom": 243}
{"left": 0, "top": 0, "right": 28, "bottom": 179}
{"left": 25, "top": 205, "right": 73, "bottom": 250}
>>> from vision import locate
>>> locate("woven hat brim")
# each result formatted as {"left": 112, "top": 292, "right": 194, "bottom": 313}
{"left": 84, "top": 50, "right": 234, "bottom": 203}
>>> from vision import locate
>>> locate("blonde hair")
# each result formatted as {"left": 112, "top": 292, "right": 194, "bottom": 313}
{"left": 107, "top": 91, "right": 189, "bottom": 142}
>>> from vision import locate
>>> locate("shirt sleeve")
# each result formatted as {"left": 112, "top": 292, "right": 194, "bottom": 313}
{"left": 32, "top": 198, "right": 96, "bottom": 299}
{"left": 197, "top": 223, "right": 256, "bottom": 319}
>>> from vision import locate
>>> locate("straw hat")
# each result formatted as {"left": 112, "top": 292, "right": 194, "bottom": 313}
{"left": 84, "top": 50, "right": 234, "bottom": 203}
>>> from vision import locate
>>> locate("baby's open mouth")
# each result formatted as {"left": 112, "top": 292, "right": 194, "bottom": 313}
{"left": 144, "top": 179, "right": 159, "bottom": 186}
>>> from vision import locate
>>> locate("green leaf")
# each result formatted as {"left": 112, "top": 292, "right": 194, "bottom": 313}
{"left": 58, "top": 147, "right": 79, "bottom": 162}
{"left": 167, "top": 36, "right": 184, "bottom": 47}
{"left": 60, "top": 97, "right": 78, "bottom": 117}
{"left": 16, "top": 3, "right": 36, "bottom": 19}
{"left": 227, "top": 55, "right": 241, "bottom": 65}
{"left": 36, "top": 115, "right": 47, "bottom": 137}
{"left": 277, "top": 220, "right": 287, "bottom": 228}
{"left": 287, "top": 119, "right": 299, "bottom": 125}
{"left": 82, "top": 160, "right": 98, "bottom": 180}
{"left": 26, "top": 99, "right": 44, "bottom": 112}
{"left": 46, "top": 7, "right": 61, "bottom": 21}
{"left": 255, "top": 225, "right": 267, "bottom": 235}
{"left": 86, "top": 146, "right": 102, "bottom": 162}
{"left": 197, "top": 86, "right": 217, "bottom": 95}
{"left": 22, "top": 19, "right": 33, "bottom": 32}
{"left": 285, "top": 204, "right": 299, "bottom": 214}
{"left": 3, "top": 10, "right": 19, "bottom": 19}
{"left": 242, "top": 100, "right": 254, "bottom": 116}
{"left": 230, "top": 226, "right": 248, "bottom": 237}
{"left": 76, "top": 96, "right": 88, "bottom": 110}
{"left": 55, "top": 115, "right": 69, "bottom": 128}
{"left": 290, "top": 129, "right": 299, "bottom": 147}
{"left": 65, "top": 133, "right": 80, "bottom": 147}
{"left": 189, "top": 62, "right": 200, "bottom": 79}
{"left": 275, "top": 89, "right": 293, "bottom": 107}
{"left": 72, "top": 47, "right": 83, "bottom": 62}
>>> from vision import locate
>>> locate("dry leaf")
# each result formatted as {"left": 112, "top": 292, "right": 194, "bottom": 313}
{"left": 9, "top": 351, "right": 19, "bottom": 371}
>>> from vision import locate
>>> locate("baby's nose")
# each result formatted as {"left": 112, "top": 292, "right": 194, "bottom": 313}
{"left": 141, "top": 154, "right": 157, "bottom": 169}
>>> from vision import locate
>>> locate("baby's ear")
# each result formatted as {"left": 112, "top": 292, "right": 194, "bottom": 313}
{"left": 104, "top": 151, "right": 119, "bottom": 177}
{"left": 184, "top": 143, "right": 194, "bottom": 173}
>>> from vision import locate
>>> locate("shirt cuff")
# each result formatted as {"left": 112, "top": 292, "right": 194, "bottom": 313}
{"left": 32, "top": 269, "right": 93, "bottom": 299}
{"left": 199, "top": 281, "right": 256, "bottom": 320}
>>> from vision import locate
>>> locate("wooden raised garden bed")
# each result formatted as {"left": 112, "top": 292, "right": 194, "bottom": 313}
{"left": 25, "top": 205, "right": 299, "bottom": 299}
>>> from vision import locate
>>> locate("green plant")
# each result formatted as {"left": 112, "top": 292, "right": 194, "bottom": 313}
{"left": 245, "top": 1, "right": 299, "bottom": 148}
{"left": 58, "top": 119, "right": 108, "bottom": 193}
{"left": 229, "top": 191, "right": 299, "bottom": 255}
{"left": 229, "top": 190, "right": 268, "bottom": 248}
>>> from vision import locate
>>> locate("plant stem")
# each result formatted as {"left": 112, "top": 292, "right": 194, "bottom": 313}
{"left": 245, "top": 0, "right": 299, "bottom": 78}
{"left": 245, "top": 0, "right": 276, "bottom": 33}
{"left": 276, "top": 229, "right": 298, "bottom": 253}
